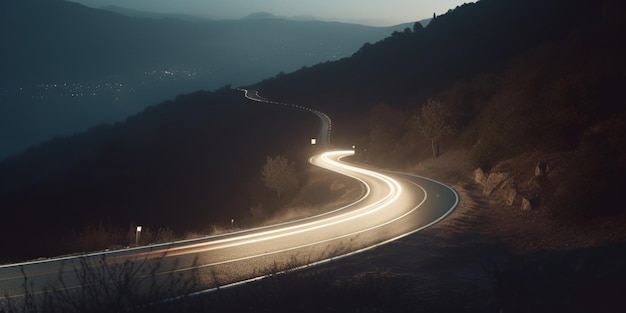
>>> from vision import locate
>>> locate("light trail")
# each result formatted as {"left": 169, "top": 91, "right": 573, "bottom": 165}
{"left": 0, "top": 90, "right": 458, "bottom": 309}
{"left": 130, "top": 150, "right": 403, "bottom": 260}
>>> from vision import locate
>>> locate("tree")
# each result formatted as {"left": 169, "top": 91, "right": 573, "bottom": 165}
{"left": 413, "top": 21, "right": 424, "bottom": 32}
{"left": 261, "top": 156, "right": 298, "bottom": 201}
{"left": 416, "top": 99, "right": 455, "bottom": 158}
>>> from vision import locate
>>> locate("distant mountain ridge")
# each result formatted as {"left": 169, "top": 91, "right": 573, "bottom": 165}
{"left": 244, "top": 12, "right": 282, "bottom": 20}
{"left": 0, "top": 0, "right": 411, "bottom": 160}
{"left": 99, "top": 5, "right": 215, "bottom": 22}
{"left": 1, "top": 0, "right": 409, "bottom": 87}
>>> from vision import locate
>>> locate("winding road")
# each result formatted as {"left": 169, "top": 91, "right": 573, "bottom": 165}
{"left": 0, "top": 90, "right": 458, "bottom": 308}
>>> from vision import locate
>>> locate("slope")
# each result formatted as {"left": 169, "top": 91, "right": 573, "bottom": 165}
{"left": 0, "top": 88, "right": 319, "bottom": 261}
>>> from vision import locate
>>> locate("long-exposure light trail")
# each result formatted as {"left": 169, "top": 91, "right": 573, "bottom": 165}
{"left": 0, "top": 90, "right": 458, "bottom": 309}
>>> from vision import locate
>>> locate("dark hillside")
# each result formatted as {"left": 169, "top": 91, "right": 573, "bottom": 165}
{"left": 253, "top": 0, "right": 626, "bottom": 219}
{"left": 0, "top": 88, "right": 319, "bottom": 261}
{"left": 234, "top": 2, "right": 626, "bottom": 310}
{"left": 253, "top": 0, "right": 617, "bottom": 145}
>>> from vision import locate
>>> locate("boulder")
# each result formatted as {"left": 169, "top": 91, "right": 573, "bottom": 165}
{"left": 482, "top": 172, "right": 509, "bottom": 196}
{"left": 521, "top": 194, "right": 540, "bottom": 211}
{"left": 535, "top": 160, "right": 548, "bottom": 177}
{"left": 473, "top": 168, "right": 487, "bottom": 184}
{"left": 502, "top": 181, "right": 518, "bottom": 206}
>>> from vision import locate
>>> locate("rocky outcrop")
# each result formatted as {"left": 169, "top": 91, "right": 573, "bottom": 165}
{"left": 521, "top": 194, "right": 540, "bottom": 211}
{"left": 501, "top": 180, "right": 519, "bottom": 206}
{"left": 535, "top": 160, "right": 548, "bottom": 177}
{"left": 473, "top": 168, "right": 487, "bottom": 184}
{"left": 473, "top": 168, "right": 508, "bottom": 197}
{"left": 481, "top": 172, "right": 509, "bottom": 197}
{"left": 534, "top": 158, "right": 559, "bottom": 178}
{"left": 472, "top": 154, "right": 560, "bottom": 211}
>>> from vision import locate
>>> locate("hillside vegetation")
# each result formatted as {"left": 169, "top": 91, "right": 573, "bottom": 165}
{"left": 254, "top": 0, "right": 626, "bottom": 220}
{"left": 0, "top": 88, "right": 322, "bottom": 261}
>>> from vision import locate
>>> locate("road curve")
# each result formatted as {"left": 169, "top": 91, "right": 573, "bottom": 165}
{"left": 240, "top": 88, "right": 332, "bottom": 147}
{"left": 0, "top": 91, "right": 458, "bottom": 307}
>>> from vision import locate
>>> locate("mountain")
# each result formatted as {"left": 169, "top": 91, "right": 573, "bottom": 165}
{"left": 0, "top": 0, "right": 409, "bottom": 88}
{"left": 252, "top": 0, "right": 626, "bottom": 145}
{"left": 0, "top": 0, "right": 410, "bottom": 160}
{"left": 0, "top": 87, "right": 320, "bottom": 261}
{"left": 252, "top": 0, "right": 626, "bottom": 217}
{"left": 99, "top": 5, "right": 214, "bottom": 22}
{"left": 254, "top": 0, "right": 599, "bottom": 109}
{"left": 2, "top": 0, "right": 624, "bottom": 263}
{"left": 244, "top": 12, "right": 282, "bottom": 20}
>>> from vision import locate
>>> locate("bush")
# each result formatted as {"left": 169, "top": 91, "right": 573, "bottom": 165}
{"left": 2, "top": 255, "right": 201, "bottom": 313}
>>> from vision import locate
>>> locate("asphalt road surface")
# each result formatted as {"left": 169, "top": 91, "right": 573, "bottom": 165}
{"left": 0, "top": 90, "right": 458, "bottom": 308}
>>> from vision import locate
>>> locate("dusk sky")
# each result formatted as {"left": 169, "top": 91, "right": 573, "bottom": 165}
{"left": 69, "top": 0, "right": 474, "bottom": 26}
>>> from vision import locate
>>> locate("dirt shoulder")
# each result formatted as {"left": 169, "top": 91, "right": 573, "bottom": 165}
{"left": 408, "top": 149, "right": 626, "bottom": 254}
{"left": 322, "top": 149, "right": 626, "bottom": 311}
